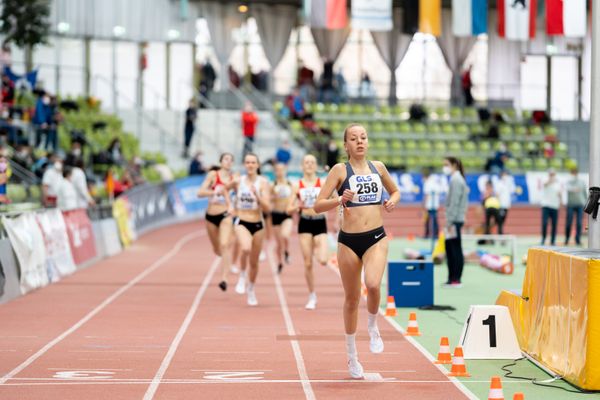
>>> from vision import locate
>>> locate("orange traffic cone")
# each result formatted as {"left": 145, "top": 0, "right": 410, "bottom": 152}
{"left": 487, "top": 376, "right": 504, "bottom": 399}
{"left": 434, "top": 337, "right": 452, "bottom": 364}
{"left": 404, "top": 312, "right": 421, "bottom": 336}
{"left": 447, "top": 346, "right": 471, "bottom": 377}
{"left": 385, "top": 296, "right": 397, "bottom": 316}
{"left": 407, "top": 233, "right": 415, "bottom": 241}
{"left": 513, "top": 393, "right": 524, "bottom": 400}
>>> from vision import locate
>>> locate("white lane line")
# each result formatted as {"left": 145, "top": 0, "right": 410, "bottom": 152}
{"left": 325, "top": 263, "right": 479, "bottom": 400}
{"left": 142, "top": 256, "right": 220, "bottom": 400}
{"left": 3, "top": 378, "right": 517, "bottom": 386}
{"left": 0, "top": 230, "right": 203, "bottom": 386}
{"left": 190, "top": 369, "right": 273, "bottom": 372}
{"left": 268, "top": 246, "right": 316, "bottom": 400}
{"left": 195, "top": 351, "right": 270, "bottom": 354}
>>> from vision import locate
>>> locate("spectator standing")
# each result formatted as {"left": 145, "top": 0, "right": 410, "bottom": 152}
{"left": 326, "top": 139, "right": 339, "bottom": 171}
{"left": 42, "top": 153, "right": 63, "bottom": 207}
{"left": 0, "top": 155, "right": 9, "bottom": 204}
{"left": 65, "top": 141, "right": 83, "bottom": 166}
{"left": 495, "top": 170, "right": 515, "bottom": 234}
{"left": 359, "top": 73, "right": 375, "bottom": 99}
{"left": 33, "top": 92, "right": 51, "bottom": 149}
{"left": 461, "top": 65, "right": 474, "bottom": 106}
{"left": 565, "top": 168, "right": 587, "bottom": 246}
{"left": 241, "top": 103, "right": 258, "bottom": 156}
{"left": 443, "top": 157, "right": 469, "bottom": 287}
{"left": 1, "top": 74, "right": 15, "bottom": 106}
{"left": 107, "top": 138, "right": 124, "bottom": 166}
{"left": 423, "top": 169, "right": 442, "bottom": 239}
{"left": 200, "top": 61, "right": 216, "bottom": 100}
{"left": 72, "top": 158, "right": 95, "bottom": 209}
{"left": 541, "top": 168, "right": 562, "bottom": 246}
{"left": 297, "top": 62, "right": 315, "bottom": 101}
{"left": 56, "top": 166, "right": 78, "bottom": 211}
{"left": 183, "top": 99, "right": 197, "bottom": 158}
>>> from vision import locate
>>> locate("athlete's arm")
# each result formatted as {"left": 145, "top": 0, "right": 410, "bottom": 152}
{"left": 286, "top": 183, "right": 300, "bottom": 214}
{"left": 375, "top": 161, "right": 401, "bottom": 213}
{"left": 197, "top": 171, "right": 216, "bottom": 198}
{"left": 314, "top": 163, "right": 349, "bottom": 213}
{"left": 256, "top": 179, "right": 272, "bottom": 213}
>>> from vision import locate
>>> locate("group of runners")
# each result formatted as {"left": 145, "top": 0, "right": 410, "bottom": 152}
{"left": 197, "top": 123, "right": 401, "bottom": 379}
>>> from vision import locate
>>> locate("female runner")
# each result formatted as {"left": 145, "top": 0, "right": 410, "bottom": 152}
{"left": 270, "top": 163, "right": 294, "bottom": 274}
{"left": 197, "top": 153, "right": 235, "bottom": 291}
{"left": 232, "top": 153, "right": 271, "bottom": 306}
{"left": 314, "top": 123, "right": 400, "bottom": 378}
{"left": 288, "top": 154, "right": 329, "bottom": 310}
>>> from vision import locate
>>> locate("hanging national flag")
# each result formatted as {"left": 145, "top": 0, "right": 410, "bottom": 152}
{"left": 546, "top": 0, "right": 587, "bottom": 37}
{"left": 403, "top": 0, "right": 441, "bottom": 36}
{"left": 351, "top": 0, "right": 392, "bottom": 31}
{"left": 307, "top": 0, "right": 348, "bottom": 29}
{"left": 452, "top": 0, "right": 488, "bottom": 36}
{"left": 498, "top": 0, "right": 537, "bottom": 40}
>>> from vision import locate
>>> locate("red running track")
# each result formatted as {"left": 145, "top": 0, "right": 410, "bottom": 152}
{"left": 0, "top": 221, "right": 474, "bottom": 400}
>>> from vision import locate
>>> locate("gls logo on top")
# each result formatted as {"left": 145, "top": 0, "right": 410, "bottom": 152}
{"left": 356, "top": 176, "right": 373, "bottom": 183}
{"left": 358, "top": 194, "right": 377, "bottom": 202}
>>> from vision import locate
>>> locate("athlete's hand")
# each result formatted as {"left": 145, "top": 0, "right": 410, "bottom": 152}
{"left": 383, "top": 199, "right": 396, "bottom": 213}
{"left": 340, "top": 189, "right": 354, "bottom": 207}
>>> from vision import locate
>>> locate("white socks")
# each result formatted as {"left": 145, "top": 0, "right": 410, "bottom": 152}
{"left": 368, "top": 312, "right": 378, "bottom": 332}
{"left": 247, "top": 282, "right": 254, "bottom": 292}
{"left": 345, "top": 333, "right": 357, "bottom": 360}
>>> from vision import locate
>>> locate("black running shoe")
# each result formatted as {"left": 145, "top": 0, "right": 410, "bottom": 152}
{"left": 218, "top": 281, "right": 227, "bottom": 291}
{"left": 284, "top": 250, "right": 290, "bottom": 264}
{"left": 278, "top": 263, "right": 283, "bottom": 274}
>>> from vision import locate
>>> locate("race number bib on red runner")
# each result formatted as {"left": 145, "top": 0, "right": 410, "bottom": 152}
{"left": 348, "top": 174, "right": 383, "bottom": 204}
{"left": 299, "top": 187, "right": 320, "bottom": 209}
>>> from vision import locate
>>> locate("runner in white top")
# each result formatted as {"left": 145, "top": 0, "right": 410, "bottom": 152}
{"left": 197, "top": 153, "right": 235, "bottom": 291}
{"left": 287, "top": 154, "right": 329, "bottom": 310}
{"left": 232, "top": 153, "right": 271, "bottom": 306}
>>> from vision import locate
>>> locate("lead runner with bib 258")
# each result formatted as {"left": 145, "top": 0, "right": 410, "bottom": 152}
{"left": 314, "top": 123, "right": 400, "bottom": 379}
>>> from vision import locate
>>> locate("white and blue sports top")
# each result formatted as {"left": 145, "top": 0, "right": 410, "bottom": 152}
{"left": 337, "top": 161, "right": 384, "bottom": 207}
{"left": 236, "top": 175, "right": 264, "bottom": 210}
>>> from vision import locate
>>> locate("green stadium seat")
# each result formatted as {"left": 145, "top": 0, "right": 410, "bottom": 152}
{"left": 434, "top": 141, "right": 446, "bottom": 153}
{"left": 565, "top": 158, "right": 578, "bottom": 170}
{"left": 372, "top": 122, "right": 385, "bottom": 133}
{"left": 520, "top": 158, "right": 533, "bottom": 170}
{"left": 450, "top": 107, "right": 462, "bottom": 120}
{"left": 505, "top": 158, "right": 519, "bottom": 171}
{"left": 429, "top": 123, "right": 441, "bottom": 134}
{"left": 479, "top": 141, "right": 491, "bottom": 152}
{"left": 373, "top": 139, "right": 387, "bottom": 150}
{"left": 470, "top": 123, "right": 484, "bottom": 135}
{"left": 522, "top": 110, "right": 532, "bottom": 120}
{"left": 289, "top": 120, "right": 303, "bottom": 132}
{"left": 550, "top": 158, "right": 563, "bottom": 170}
{"left": 556, "top": 142, "right": 568, "bottom": 157}
{"left": 330, "top": 121, "right": 344, "bottom": 134}
{"left": 509, "top": 142, "right": 523, "bottom": 155}
{"left": 380, "top": 105, "right": 391, "bottom": 115}
{"left": 455, "top": 123, "right": 470, "bottom": 135}
{"left": 441, "top": 123, "right": 454, "bottom": 134}
{"left": 273, "top": 101, "right": 283, "bottom": 113}
{"left": 391, "top": 140, "right": 402, "bottom": 150}
{"left": 324, "top": 103, "right": 338, "bottom": 114}
{"left": 383, "top": 121, "right": 396, "bottom": 132}
{"left": 365, "top": 104, "right": 377, "bottom": 115}
{"left": 449, "top": 141, "right": 462, "bottom": 152}
{"left": 405, "top": 156, "right": 418, "bottom": 170}
{"left": 405, "top": 140, "right": 417, "bottom": 151}
{"left": 305, "top": 103, "right": 314, "bottom": 113}
{"left": 398, "top": 122, "right": 411, "bottom": 133}
{"left": 352, "top": 104, "right": 365, "bottom": 114}
{"left": 544, "top": 125, "right": 558, "bottom": 136}
{"left": 505, "top": 109, "right": 517, "bottom": 120}
{"left": 514, "top": 124, "right": 528, "bottom": 136}
{"left": 534, "top": 158, "right": 549, "bottom": 170}
{"left": 463, "top": 107, "right": 478, "bottom": 120}
{"left": 339, "top": 103, "right": 351, "bottom": 114}
{"left": 418, "top": 141, "right": 432, "bottom": 151}
{"left": 314, "top": 103, "right": 325, "bottom": 113}
{"left": 463, "top": 141, "right": 476, "bottom": 152}
{"left": 413, "top": 123, "right": 427, "bottom": 134}
{"left": 499, "top": 124, "right": 513, "bottom": 139}
{"left": 530, "top": 125, "right": 543, "bottom": 136}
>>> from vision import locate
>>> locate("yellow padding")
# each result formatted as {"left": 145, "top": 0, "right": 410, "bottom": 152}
{"left": 498, "top": 248, "right": 600, "bottom": 390}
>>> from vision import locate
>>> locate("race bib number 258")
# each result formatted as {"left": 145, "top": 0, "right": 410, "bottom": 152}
{"left": 349, "top": 174, "right": 382, "bottom": 204}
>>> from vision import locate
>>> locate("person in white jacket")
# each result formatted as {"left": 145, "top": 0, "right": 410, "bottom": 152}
{"left": 71, "top": 158, "right": 95, "bottom": 209}
{"left": 56, "top": 166, "right": 78, "bottom": 211}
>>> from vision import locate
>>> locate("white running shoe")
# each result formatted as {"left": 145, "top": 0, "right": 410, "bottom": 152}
{"left": 305, "top": 293, "right": 317, "bottom": 310}
{"left": 259, "top": 250, "right": 266, "bottom": 262}
{"left": 235, "top": 274, "right": 246, "bottom": 294}
{"left": 348, "top": 358, "right": 364, "bottom": 379}
{"left": 247, "top": 289, "right": 258, "bottom": 306}
{"left": 230, "top": 265, "right": 240, "bottom": 274}
{"left": 368, "top": 329, "right": 384, "bottom": 354}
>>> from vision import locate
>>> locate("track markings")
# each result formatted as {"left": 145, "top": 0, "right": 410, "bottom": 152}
{"left": 203, "top": 371, "right": 265, "bottom": 381}
{"left": 268, "top": 245, "right": 316, "bottom": 400}
{"left": 142, "top": 256, "right": 220, "bottom": 400}
{"left": 0, "top": 230, "right": 203, "bottom": 386}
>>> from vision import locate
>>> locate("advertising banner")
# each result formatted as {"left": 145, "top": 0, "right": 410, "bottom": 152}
{"left": 62, "top": 209, "right": 97, "bottom": 265}
{"left": 169, "top": 176, "right": 208, "bottom": 216}
{"left": 36, "top": 209, "right": 76, "bottom": 278}
{"left": 112, "top": 196, "right": 136, "bottom": 247}
{"left": 1, "top": 213, "right": 49, "bottom": 294}
{"left": 126, "top": 183, "right": 175, "bottom": 231}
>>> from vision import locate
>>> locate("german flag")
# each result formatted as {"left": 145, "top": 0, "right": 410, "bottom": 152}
{"left": 403, "top": 0, "right": 441, "bottom": 36}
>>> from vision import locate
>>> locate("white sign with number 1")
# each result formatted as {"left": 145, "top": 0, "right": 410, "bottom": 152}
{"left": 458, "top": 305, "right": 522, "bottom": 359}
